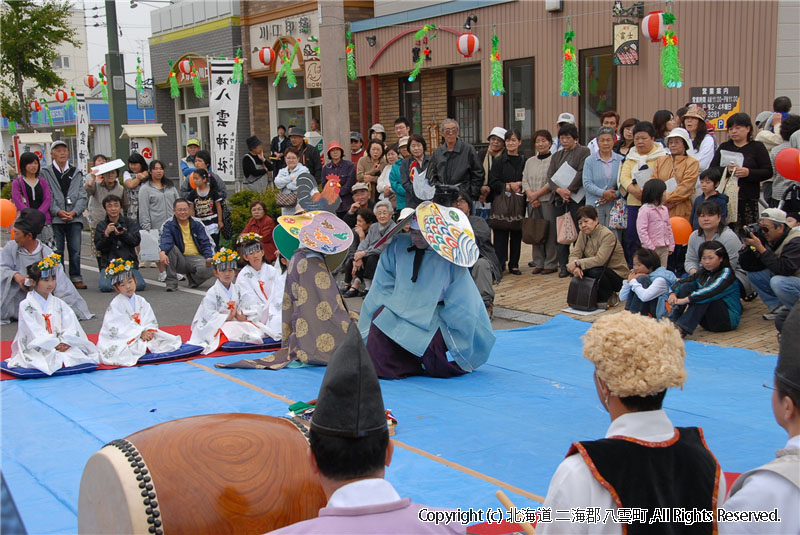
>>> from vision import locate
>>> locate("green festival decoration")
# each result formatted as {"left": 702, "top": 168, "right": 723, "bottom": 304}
{"left": 560, "top": 21, "right": 579, "bottom": 97}
{"left": 273, "top": 41, "right": 300, "bottom": 89}
{"left": 168, "top": 60, "right": 180, "bottom": 99}
{"left": 232, "top": 48, "right": 243, "bottom": 84}
{"left": 136, "top": 56, "right": 144, "bottom": 93}
{"left": 8, "top": 120, "right": 16, "bottom": 135}
{"left": 98, "top": 71, "right": 108, "bottom": 103}
{"left": 659, "top": 10, "right": 683, "bottom": 89}
{"left": 65, "top": 87, "right": 77, "bottom": 112}
{"left": 39, "top": 99, "right": 53, "bottom": 126}
{"left": 190, "top": 59, "right": 204, "bottom": 98}
{"left": 490, "top": 26, "right": 504, "bottom": 96}
{"left": 408, "top": 24, "right": 437, "bottom": 82}
{"left": 309, "top": 35, "right": 321, "bottom": 59}
{"left": 345, "top": 31, "right": 357, "bottom": 80}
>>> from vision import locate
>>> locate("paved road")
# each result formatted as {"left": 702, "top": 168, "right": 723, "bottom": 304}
{"left": 1, "top": 231, "right": 528, "bottom": 340}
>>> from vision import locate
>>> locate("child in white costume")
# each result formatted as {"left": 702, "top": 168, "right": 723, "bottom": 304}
{"left": 98, "top": 258, "right": 182, "bottom": 366}
{"left": 189, "top": 247, "right": 269, "bottom": 354}
{"left": 235, "top": 233, "right": 283, "bottom": 340}
{"left": 8, "top": 254, "right": 100, "bottom": 375}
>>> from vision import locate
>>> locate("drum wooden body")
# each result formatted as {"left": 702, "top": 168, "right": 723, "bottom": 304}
{"left": 78, "top": 413, "right": 326, "bottom": 534}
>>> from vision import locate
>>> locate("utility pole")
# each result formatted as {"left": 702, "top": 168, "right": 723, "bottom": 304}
{"left": 319, "top": 0, "right": 351, "bottom": 155}
{"left": 105, "top": 0, "right": 128, "bottom": 160}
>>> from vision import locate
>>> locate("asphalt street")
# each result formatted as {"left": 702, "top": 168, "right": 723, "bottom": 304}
{"left": 1, "top": 230, "right": 527, "bottom": 341}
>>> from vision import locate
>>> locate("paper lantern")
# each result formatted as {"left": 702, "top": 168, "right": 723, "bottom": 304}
{"left": 670, "top": 216, "right": 692, "bottom": 246}
{"left": 178, "top": 59, "right": 193, "bottom": 75}
{"left": 258, "top": 47, "right": 276, "bottom": 66}
{"left": 29, "top": 100, "right": 41, "bottom": 112}
{"left": 0, "top": 199, "right": 17, "bottom": 228}
{"left": 55, "top": 89, "right": 69, "bottom": 103}
{"left": 775, "top": 147, "right": 800, "bottom": 182}
{"left": 457, "top": 33, "right": 480, "bottom": 58}
{"left": 84, "top": 74, "right": 97, "bottom": 89}
{"left": 642, "top": 11, "right": 667, "bottom": 42}
{"left": 101, "top": 64, "right": 107, "bottom": 77}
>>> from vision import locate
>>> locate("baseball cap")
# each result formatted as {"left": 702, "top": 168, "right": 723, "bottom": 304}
{"left": 186, "top": 139, "right": 201, "bottom": 147}
{"left": 369, "top": 123, "right": 386, "bottom": 134}
{"left": 398, "top": 136, "right": 410, "bottom": 148}
{"left": 288, "top": 126, "right": 305, "bottom": 137}
{"left": 350, "top": 131, "right": 363, "bottom": 142}
{"left": 487, "top": 126, "right": 507, "bottom": 141}
{"left": 556, "top": 112, "right": 576, "bottom": 125}
{"left": 352, "top": 183, "right": 369, "bottom": 193}
{"left": 760, "top": 208, "right": 787, "bottom": 225}
{"left": 51, "top": 140, "right": 68, "bottom": 150}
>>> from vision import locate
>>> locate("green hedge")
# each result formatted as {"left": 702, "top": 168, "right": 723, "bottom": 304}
{"left": 1, "top": 182, "right": 11, "bottom": 200}
{"left": 220, "top": 187, "right": 283, "bottom": 249}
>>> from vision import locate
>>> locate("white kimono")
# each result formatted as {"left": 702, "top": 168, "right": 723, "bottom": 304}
{"left": 235, "top": 262, "right": 282, "bottom": 340}
{"left": 97, "top": 293, "right": 182, "bottom": 366}
{"left": 267, "top": 269, "right": 287, "bottom": 340}
{"left": 189, "top": 279, "right": 269, "bottom": 354}
{"left": 8, "top": 292, "right": 100, "bottom": 375}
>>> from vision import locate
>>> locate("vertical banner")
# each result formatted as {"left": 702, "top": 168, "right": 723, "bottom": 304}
{"left": 208, "top": 59, "right": 240, "bottom": 186}
{"left": 0, "top": 134, "right": 9, "bottom": 183}
{"left": 75, "top": 92, "right": 89, "bottom": 173}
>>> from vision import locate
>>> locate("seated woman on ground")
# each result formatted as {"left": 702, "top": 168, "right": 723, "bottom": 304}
{"left": 669, "top": 240, "right": 742, "bottom": 337}
{"left": 620, "top": 247, "right": 677, "bottom": 319}
{"left": 342, "top": 208, "right": 377, "bottom": 297}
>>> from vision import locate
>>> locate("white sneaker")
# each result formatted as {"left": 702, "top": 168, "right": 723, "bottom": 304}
{"left": 158, "top": 272, "right": 167, "bottom": 282}
{"left": 176, "top": 273, "right": 186, "bottom": 281}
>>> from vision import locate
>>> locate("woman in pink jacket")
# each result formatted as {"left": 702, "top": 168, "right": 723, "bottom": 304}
{"left": 636, "top": 179, "right": 674, "bottom": 267}
{"left": 11, "top": 152, "right": 53, "bottom": 244}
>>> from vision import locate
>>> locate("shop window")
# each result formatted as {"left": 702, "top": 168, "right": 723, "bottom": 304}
{"left": 504, "top": 58, "right": 535, "bottom": 156}
{"left": 270, "top": 74, "right": 322, "bottom": 136}
{"left": 579, "top": 47, "right": 617, "bottom": 144}
{"left": 448, "top": 66, "right": 481, "bottom": 146}
{"left": 399, "top": 78, "right": 422, "bottom": 135}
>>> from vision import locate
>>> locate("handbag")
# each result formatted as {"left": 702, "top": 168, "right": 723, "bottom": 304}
{"left": 609, "top": 197, "right": 628, "bottom": 230}
{"left": 220, "top": 200, "right": 235, "bottom": 240}
{"left": 718, "top": 168, "right": 739, "bottom": 224}
{"left": 275, "top": 191, "right": 298, "bottom": 207}
{"left": 566, "top": 241, "right": 617, "bottom": 312}
{"left": 139, "top": 229, "right": 161, "bottom": 261}
{"left": 556, "top": 207, "right": 578, "bottom": 245}
{"left": 488, "top": 191, "right": 526, "bottom": 231}
{"left": 522, "top": 217, "right": 549, "bottom": 245}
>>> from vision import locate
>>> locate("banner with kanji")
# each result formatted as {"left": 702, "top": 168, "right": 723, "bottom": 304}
{"left": 0, "top": 133, "right": 9, "bottom": 183}
{"left": 75, "top": 92, "right": 89, "bottom": 173}
{"left": 208, "top": 59, "right": 240, "bottom": 185}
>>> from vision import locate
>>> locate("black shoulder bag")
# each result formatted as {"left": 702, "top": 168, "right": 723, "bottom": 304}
{"left": 567, "top": 239, "right": 617, "bottom": 312}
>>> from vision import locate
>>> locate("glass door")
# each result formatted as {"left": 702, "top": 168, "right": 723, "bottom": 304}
{"left": 504, "top": 58, "right": 535, "bottom": 156}
{"left": 579, "top": 47, "right": 617, "bottom": 145}
{"left": 448, "top": 66, "right": 482, "bottom": 147}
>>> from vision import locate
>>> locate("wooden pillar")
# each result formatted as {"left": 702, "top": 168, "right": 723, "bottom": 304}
{"left": 359, "top": 77, "right": 368, "bottom": 137}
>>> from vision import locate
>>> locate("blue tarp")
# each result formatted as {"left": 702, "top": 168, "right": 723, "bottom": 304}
{"left": 0, "top": 315, "right": 781, "bottom": 534}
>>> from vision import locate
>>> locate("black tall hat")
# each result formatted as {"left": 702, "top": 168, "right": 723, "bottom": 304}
{"left": 13, "top": 208, "right": 45, "bottom": 237}
{"left": 776, "top": 304, "right": 800, "bottom": 391}
{"left": 310, "top": 322, "right": 387, "bottom": 438}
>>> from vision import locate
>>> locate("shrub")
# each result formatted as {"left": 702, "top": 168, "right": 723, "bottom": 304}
{"left": 226, "top": 187, "right": 283, "bottom": 238}
{"left": 1, "top": 182, "right": 11, "bottom": 200}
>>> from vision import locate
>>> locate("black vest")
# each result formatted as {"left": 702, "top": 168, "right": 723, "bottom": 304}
{"left": 568, "top": 426, "right": 719, "bottom": 534}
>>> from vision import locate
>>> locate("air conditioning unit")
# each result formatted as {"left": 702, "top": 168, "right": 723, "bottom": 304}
{"left": 546, "top": 0, "right": 563, "bottom": 12}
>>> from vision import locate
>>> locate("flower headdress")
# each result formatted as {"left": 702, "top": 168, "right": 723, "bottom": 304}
{"left": 236, "top": 232, "right": 263, "bottom": 255}
{"left": 36, "top": 253, "right": 62, "bottom": 279}
{"left": 104, "top": 258, "right": 134, "bottom": 286}
{"left": 212, "top": 247, "right": 240, "bottom": 270}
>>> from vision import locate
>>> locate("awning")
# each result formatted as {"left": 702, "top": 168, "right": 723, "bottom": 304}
{"left": 119, "top": 124, "right": 167, "bottom": 139}
{"left": 16, "top": 133, "right": 53, "bottom": 144}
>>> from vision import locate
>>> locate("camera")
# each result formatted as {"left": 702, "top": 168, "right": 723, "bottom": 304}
{"left": 738, "top": 222, "right": 762, "bottom": 240}
{"left": 114, "top": 222, "right": 126, "bottom": 232}
{"left": 433, "top": 184, "right": 462, "bottom": 206}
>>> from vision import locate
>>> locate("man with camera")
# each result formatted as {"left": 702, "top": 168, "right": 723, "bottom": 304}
{"left": 741, "top": 208, "right": 800, "bottom": 320}
{"left": 94, "top": 194, "right": 145, "bottom": 293}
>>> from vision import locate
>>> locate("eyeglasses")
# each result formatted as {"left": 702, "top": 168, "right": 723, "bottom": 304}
{"left": 443, "top": 128, "right": 458, "bottom": 134}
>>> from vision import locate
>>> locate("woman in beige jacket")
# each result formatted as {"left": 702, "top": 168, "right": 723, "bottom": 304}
{"left": 356, "top": 140, "right": 387, "bottom": 202}
{"left": 650, "top": 128, "right": 700, "bottom": 221}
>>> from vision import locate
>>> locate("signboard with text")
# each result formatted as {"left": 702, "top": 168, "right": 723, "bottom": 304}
{"left": 130, "top": 138, "right": 154, "bottom": 163}
{"left": 689, "top": 86, "right": 740, "bottom": 131}
{"left": 249, "top": 11, "right": 320, "bottom": 73}
{"left": 612, "top": 23, "right": 639, "bottom": 65}
{"left": 208, "top": 59, "right": 240, "bottom": 185}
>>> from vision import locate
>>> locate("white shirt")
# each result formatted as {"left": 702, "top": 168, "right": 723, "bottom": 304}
{"left": 720, "top": 435, "right": 799, "bottom": 534}
{"left": 327, "top": 478, "right": 402, "bottom": 508}
{"left": 619, "top": 277, "right": 670, "bottom": 303}
{"left": 539, "top": 410, "right": 726, "bottom": 535}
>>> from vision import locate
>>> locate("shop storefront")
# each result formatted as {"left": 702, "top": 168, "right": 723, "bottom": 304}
{"left": 352, "top": 0, "right": 782, "bottom": 154}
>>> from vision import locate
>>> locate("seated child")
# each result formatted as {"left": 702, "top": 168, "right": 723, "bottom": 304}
{"left": 267, "top": 253, "right": 288, "bottom": 341}
{"left": 97, "top": 258, "right": 182, "bottom": 366}
{"left": 690, "top": 167, "right": 729, "bottom": 229}
{"left": 235, "top": 233, "right": 281, "bottom": 340}
{"left": 189, "top": 248, "right": 269, "bottom": 354}
{"left": 620, "top": 247, "right": 677, "bottom": 319}
{"left": 8, "top": 254, "right": 100, "bottom": 375}
{"left": 668, "top": 240, "right": 742, "bottom": 337}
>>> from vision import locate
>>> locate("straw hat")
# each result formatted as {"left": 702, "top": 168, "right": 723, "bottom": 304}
{"left": 683, "top": 105, "right": 706, "bottom": 121}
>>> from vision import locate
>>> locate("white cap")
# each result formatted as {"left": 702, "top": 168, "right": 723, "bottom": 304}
{"left": 556, "top": 112, "right": 576, "bottom": 125}
{"left": 487, "top": 126, "right": 507, "bottom": 141}
{"left": 92, "top": 159, "right": 126, "bottom": 176}
{"left": 665, "top": 127, "right": 691, "bottom": 150}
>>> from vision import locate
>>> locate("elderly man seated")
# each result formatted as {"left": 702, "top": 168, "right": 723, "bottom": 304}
{"left": 158, "top": 198, "right": 215, "bottom": 292}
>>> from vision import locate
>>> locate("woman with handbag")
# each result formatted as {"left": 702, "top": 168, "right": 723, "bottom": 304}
{"left": 710, "top": 113, "right": 773, "bottom": 227}
{"left": 547, "top": 124, "right": 592, "bottom": 277}
{"left": 566, "top": 206, "right": 629, "bottom": 307}
{"left": 489, "top": 129, "right": 526, "bottom": 275}
{"left": 523, "top": 129, "right": 558, "bottom": 274}
{"left": 274, "top": 147, "right": 308, "bottom": 216}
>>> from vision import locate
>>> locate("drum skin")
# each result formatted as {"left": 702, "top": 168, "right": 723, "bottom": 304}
{"left": 78, "top": 413, "right": 327, "bottom": 534}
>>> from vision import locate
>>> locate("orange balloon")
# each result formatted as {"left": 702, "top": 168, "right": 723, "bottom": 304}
{"left": 10, "top": 228, "right": 15, "bottom": 240}
{"left": 189, "top": 173, "right": 197, "bottom": 189}
{"left": 0, "top": 199, "right": 17, "bottom": 228}
{"left": 670, "top": 216, "right": 692, "bottom": 246}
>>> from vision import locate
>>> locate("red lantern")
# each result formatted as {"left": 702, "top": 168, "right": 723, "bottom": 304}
{"left": 258, "top": 47, "right": 276, "bottom": 66}
{"left": 101, "top": 64, "right": 107, "bottom": 77}
{"left": 178, "top": 59, "right": 193, "bottom": 75}
{"left": 84, "top": 74, "right": 97, "bottom": 89}
{"left": 642, "top": 11, "right": 667, "bottom": 42}
{"left": 457, "top": 33, "right": 480, "bottom": 58}
{"left": 55, "top": 89, "right": 69, "bottom": 103}
{"left": 29, "top": 101, "right": 41, "bottom": 112}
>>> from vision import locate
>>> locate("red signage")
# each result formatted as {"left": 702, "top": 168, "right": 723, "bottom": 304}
{"left": 173, "top": 57, "right": 209, "bottom": 85}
